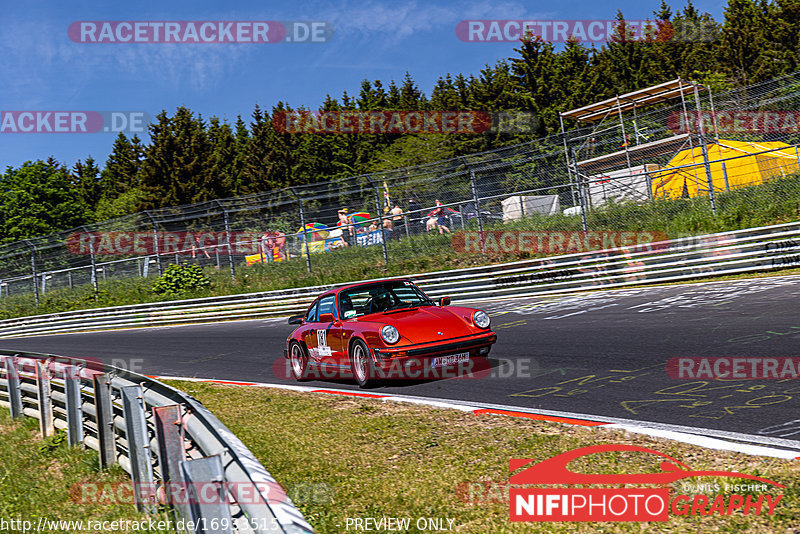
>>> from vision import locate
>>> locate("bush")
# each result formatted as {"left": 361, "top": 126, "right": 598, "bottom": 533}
{"left": 151, "top": 264, "right": 211, "bottom": 297}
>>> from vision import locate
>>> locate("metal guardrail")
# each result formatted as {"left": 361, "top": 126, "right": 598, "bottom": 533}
{"left": 0, "top": 351, "right": 313, "bottom": 534}
{"left": 0, "top": 221, "right": 799, "bottom": 338}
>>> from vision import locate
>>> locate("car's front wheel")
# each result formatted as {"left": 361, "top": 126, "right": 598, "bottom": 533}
{"left": 289, "top": 341, "right": 309, "bottom": 381}
{"left": 350, "top": 339, "right": 376, "bottom": 388}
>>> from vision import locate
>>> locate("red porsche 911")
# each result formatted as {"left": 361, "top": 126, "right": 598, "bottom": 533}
{"left": 284, "top": 278, "right": 497, "bottom": 387}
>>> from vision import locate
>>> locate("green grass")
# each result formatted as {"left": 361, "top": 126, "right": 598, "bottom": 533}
{"left": 2, "top": 173, "right": 800, "bottom": 321}
{"left": 166, "top": 381, "right": 800, "bottom": 534}
{"left": 0, "top": 410, "right": 175, "bottom": 533}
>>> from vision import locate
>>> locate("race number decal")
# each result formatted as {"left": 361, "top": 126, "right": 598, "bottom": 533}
{"left": 316, "top": 329, "right": 332, "bottom": 357}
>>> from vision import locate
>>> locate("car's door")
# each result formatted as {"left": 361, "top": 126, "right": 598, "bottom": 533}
{"left": 301, "top": 299, "right": 321, "bottom": 362}
{"left": 309, "top": 295, "right": 338, "bottom": 367}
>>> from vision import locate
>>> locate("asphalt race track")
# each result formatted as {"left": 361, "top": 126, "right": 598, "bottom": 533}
{"left": 2, "top": 275, "right": 800, "bottom": 443}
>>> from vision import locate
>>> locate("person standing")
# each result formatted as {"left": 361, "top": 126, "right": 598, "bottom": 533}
{"left": 431, "top": 199, "right": 450, "bottom": 235}
{"left": 337, "top": 208, "right": 354, "bottom": 247}
{"left": 389, "top": 204, "right": 404, "bottom": 238}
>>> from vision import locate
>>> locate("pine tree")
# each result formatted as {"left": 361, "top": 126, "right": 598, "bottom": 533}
{"left": 72, "top": 157, "right": 102, "bottom": 214}
{"left": 100, "top": 133, "right": 142, "bottom": 197}
{"left": 137, "top": 107, "right": 214, "bottom": 209}
{"left": 720, "top": 0, "right": 770, "bottom": 85}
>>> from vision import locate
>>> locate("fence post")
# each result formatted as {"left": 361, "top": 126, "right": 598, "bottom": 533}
{"left": 182, "top": 455, "right": 234, "bottom": 534}
{"left": 693, "top": 83, "right": 716, "bottom": 215}
{"left": 569, "top": 148, "right": 590, "bottom": 232}
{"left": 65, "top": 365, "right": 84, "bottom": 446}
{"left": 4, "top": 356, "right": 23, "bottom": 418}
{"left": 23, "top": 240, "right": 39, "bottom": 306}
{"left": 559, "top": 116, "right": 586, "bottom": 230}
{"left": 214, "top": 200, "right": 235, "bottom": 281}
{"left": 462, "top": 158, "right": 484, "bottom": 252}
{"left": 721, "top": 161, "right": 731, "bottom": 192}
{"left": 366, "top": 176, "right": 390, "bottom": 266}
{"left": 289, "top": 188, "right": 312, "bottom": 274}
{"left": 36, "top": 361, "right": 54, "bottom": 437}
{"left": 144, "top": 211, "right": 163, "bottom": 277}
{"left": 93, "top": 373, "right": 116, "bottom": 468}
{"left": 81, "top": 226, "right": 99, "bottom": 295}
{"left": 121, "top": 385, "right": 157, "bottom": 513}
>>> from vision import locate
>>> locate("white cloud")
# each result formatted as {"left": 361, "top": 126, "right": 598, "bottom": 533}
{"left": 0, "top": 18, "right": 248, "bottom": 101}
{"left": 322, "top": 0, "right": 545, "bottom": 41}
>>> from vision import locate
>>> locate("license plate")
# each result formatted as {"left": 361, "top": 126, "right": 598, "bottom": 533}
{"left": 430, "top": 352, "right": 470, "bottom": 368}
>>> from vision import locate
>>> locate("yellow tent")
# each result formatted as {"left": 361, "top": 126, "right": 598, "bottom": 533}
{"left": 651, "top": 140, "right": 800, "bottom": 199}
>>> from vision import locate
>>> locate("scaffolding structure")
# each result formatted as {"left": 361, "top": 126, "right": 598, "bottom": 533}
{"left": 559, "top": 78, "right": 720, "bottom": 229}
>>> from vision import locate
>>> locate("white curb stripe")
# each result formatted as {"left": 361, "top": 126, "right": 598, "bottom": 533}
{"left": 154, "top": 375, "right": 800, "bottom": 460}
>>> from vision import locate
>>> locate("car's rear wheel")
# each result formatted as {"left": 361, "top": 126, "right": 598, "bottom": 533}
{"left": 289, "top": 342, "right": 309, "bottom": 381}
{"left": 350, "top": 339, "right": 376, "bottom": 388}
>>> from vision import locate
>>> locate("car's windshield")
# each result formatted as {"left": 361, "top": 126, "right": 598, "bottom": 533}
{"left": 338, "top": 280, "right": 433, "bottom": 319}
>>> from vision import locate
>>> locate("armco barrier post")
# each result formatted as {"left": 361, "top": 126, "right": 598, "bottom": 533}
{"left": 93, "top": 373, "right": 116, "bottom": 468}
{"left": 182, "top": 455, "right": 234, "bottom": 534}
{"left": 4, "top": 356, "right": 22, "bottom": 418}
{"left": 65, "top": 365, "right": 84, "bottom": 446}
{"left": 153, "top": 404, "right": 191, "bottom": 523}
{"left": 36, "top": 360, "right": 54, "bottom": 437}
{"left": 121, "top": 385, "right": 157, "bottom": 513}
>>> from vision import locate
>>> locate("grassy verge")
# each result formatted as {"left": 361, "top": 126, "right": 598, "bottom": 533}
{"left": 0, "top": 411, "right": 175, "bottom": 533}
{"left": 2, "top": 174, "right": 800, "bottom": 321}
{"left": 167, "top": 381, "right": 800, "bottom": 534}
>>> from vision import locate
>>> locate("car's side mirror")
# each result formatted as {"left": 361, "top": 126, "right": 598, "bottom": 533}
{"left": 288, "top": 315, "right": 303, "bottom": 325}
{"left": 318, "top": 312, "right": 335, "bottom": 323}
{"left": 439, "top": 296, "right": 451, "bottom": 307}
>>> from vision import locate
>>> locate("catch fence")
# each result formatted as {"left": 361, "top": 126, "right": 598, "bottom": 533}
{"left": 4, "top": 71, "right": 800, "bottom": 302}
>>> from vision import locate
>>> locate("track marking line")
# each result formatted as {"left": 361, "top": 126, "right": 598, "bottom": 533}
{"left": 474, "top": 408, "right": 606, "bottom": 426}
{"left": 311, "top": 389, "right": 389, "bottom": 399}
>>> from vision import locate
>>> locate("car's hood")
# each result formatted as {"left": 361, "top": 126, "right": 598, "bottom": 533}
{"left": 356, "top": 306, "right": 479, "bottom": 344}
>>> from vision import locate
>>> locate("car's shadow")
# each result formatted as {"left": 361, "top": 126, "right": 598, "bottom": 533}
{"left": 299, "top": 356, "right": 502, "bottom": 390}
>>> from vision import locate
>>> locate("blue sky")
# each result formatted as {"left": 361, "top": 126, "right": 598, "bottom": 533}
{"left": 0, "top": 0, "right": 727, "bottom": 171}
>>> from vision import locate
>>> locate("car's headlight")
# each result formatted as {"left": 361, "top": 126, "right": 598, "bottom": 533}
{"left": 381, "top": 325, "right": 400, "bottom": 344}
{"left": 473, "top": 310, "right": 490, "bottom": 328}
